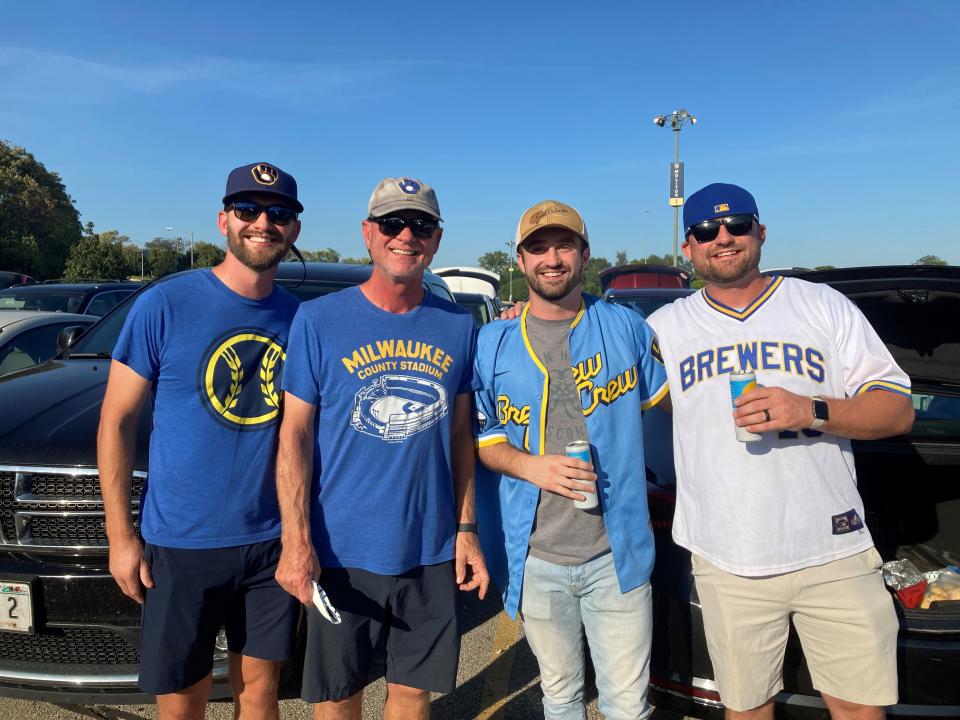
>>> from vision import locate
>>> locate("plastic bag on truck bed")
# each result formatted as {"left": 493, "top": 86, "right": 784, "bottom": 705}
{"left": 882, "top": 559, "right": 927, "bottom": 609}
{"left": 920, "top": 569, "right": 960, "bottom": 609}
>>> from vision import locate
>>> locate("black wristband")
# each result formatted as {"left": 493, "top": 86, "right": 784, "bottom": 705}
{"left": 457, "top": 523, "right": 479, "bottom": 533}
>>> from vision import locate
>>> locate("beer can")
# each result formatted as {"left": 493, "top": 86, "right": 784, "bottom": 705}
{"left": 565, "top": 440, "right": 598, "bottom": 509}
{"left": 729, "top": 371, "right": 762, "bottom": 442}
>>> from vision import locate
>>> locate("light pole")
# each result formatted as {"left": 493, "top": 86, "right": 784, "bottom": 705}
{"left": 654, "top": 109, "right": 697, "bottom": 267}
{"left": 504, "top": 240, "right": 515, "bottom": 303}
{"left": 643, "top": 209, "right": 650, "bottom": 263}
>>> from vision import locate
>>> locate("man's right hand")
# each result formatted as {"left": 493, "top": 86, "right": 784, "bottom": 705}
{"left": 521, "top": 453, "right": 596, "bottom": 501}
{"left": 276, "top": 540, "right": 321, "bottom": 605}
{"left": 109, "top": 535, "right": 153, "bottom": 605}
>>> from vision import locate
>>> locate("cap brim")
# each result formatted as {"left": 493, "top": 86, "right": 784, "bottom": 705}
{"left": 369, "top": 199, "right": 441, "bottom": 220}
{"left": 518, "top": 223, "right": 588, "bottom": 247}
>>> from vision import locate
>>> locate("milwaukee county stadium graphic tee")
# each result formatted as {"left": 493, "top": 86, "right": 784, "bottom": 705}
{"left": 112, "top": 269, "right": 301, "bottom": 549}
{"left": 282, "top": 285, "right": 478, "bottom": 574}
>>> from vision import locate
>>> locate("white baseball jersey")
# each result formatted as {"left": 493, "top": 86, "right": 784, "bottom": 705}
{"left": 647, "top": 276, "right": 910, "bottom": 576}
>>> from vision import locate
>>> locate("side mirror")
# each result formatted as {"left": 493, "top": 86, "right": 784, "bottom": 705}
{"left": 57, "top": 325, "right": 86, "bottom": 355}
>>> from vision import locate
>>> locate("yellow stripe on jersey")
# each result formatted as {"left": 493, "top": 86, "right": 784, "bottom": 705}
{"left": 703, "top": 275, "right": 785, "bottom": 321}
{"left": 855, "top": 380, "right": 912, "bottom": 397}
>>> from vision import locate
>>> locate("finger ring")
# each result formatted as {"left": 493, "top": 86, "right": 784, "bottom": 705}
{"left": 763, "top": 409, "right": 771, "bottom": 422}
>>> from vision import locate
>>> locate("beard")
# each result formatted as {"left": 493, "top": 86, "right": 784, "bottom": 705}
{"left": 226, "top": 228, "right": 291, "bottom": 271}
{"left": 525, "top": 263, "right": 584, "bottom": 301}
{"left": 691, "top": 244, "right": 761, "bottom": 284}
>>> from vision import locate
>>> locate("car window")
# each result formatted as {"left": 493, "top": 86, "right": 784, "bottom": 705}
{"left": 84, "top": 291, "right": 128, "bottom": 317}
{"left": 0, "top": 288, "right": 88, "bottom": 313}
{"left": 0, "top": 322, "right": 88, "bottom": 374}
{"left": 911, "top": 392, "right": 960, "bottom": 439}
{"left": 425, "top": 280, "right": 456, "bottom": 303}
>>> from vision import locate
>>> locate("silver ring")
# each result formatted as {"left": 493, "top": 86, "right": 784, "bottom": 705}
{"left": 763, "top": 409, "right": 771, "bottom": 423}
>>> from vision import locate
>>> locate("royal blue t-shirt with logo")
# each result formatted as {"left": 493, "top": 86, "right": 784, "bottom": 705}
{"left": 112, "top": 269, "right": 300, "bottom": 549}
{"left": 281, "top": 285, "right": 477, "bottom": 575}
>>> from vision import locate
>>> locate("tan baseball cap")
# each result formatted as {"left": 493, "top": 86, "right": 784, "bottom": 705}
{"left": 515, "top": 200, "right": 589, "bottom": 250}
{"left": 367, "top": 177, "right": 442, "bottom": 220}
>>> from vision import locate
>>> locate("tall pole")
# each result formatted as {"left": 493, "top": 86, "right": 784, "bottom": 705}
{"left": 654, "top": 109, "right": 697, "bottom": 268}
{"left": 504, "top": 239, "right": 515, "bottom": 303}
{"left": 190, "top": 232, "right": 194, "bottom": 269}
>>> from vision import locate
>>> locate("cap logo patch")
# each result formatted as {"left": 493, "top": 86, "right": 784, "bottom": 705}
{"left": 714, "top": 203, "right": 730, "bottom": 213}
{"left": 398, "top": 178, "right": 421, "bottom": 195}
{"left": 251, "top": 164, "right": 279, "bottom": 186}
{"left": 529, "top": 206, "right": 570, "bottom": 225}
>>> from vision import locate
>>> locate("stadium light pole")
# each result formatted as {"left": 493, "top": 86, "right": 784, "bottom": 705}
{"left": 653, "top": 109, "right": 697, "bottom": 267}
{"left": 504, "top": 239, "right": 515, "bottom": 303}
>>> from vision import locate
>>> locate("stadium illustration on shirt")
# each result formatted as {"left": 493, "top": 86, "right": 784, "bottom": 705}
{"left": 351, "top": 374, "right": 448, "bottom": 442}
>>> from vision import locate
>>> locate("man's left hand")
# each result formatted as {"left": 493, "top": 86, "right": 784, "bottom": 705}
{"left": 455, "top": 531, "right": 490, "bottom": 599}
{"left": 734, "top": 385, "right": 814, "bottom": 432}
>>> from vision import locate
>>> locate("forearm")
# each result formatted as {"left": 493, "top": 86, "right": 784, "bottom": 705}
{"left": 452, "top": 425, "right": 477, "bottom": 526}
{"left": 821, "top": 390, "right": 915, "bottom": 440}
{"left": 98, "top": 409, "right": 141, "bottom": 543}
{"left": 478, "top": 441, "right": 531, "bottom": 479}
{"left": 276, "top": 424, "right": 314, "bottom": 547}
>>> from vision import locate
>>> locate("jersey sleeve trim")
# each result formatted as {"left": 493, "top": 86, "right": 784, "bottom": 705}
{"left": 476, "top": 434, "right": 508, "bottom": 448}
{"left": 641, "top": 380, "right": 670, "bottom": 410}
{"left": 855, "top": 380, "right": 911, "bottom": 397}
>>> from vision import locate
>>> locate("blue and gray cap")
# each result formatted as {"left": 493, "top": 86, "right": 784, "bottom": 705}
{"left": 683, "top": 183, "right": 758, "bottom": 234}
{"left": 223, "top": 162, "right": 303, "bottom": 213}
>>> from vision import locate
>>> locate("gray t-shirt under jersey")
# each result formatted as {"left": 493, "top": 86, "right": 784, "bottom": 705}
{"left": 524, "top": 314, "right": 610, "bottom": 565}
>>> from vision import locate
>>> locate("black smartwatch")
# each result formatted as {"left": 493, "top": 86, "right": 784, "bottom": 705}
{"left": 810, "top": 396, "right": 829, "bottom": 429}
{"left": 457, "top": 523, "right": 479, "bottom": 533}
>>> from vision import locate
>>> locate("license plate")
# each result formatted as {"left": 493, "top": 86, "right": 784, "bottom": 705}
{"left": 0, "top": 580, "right": 33, "bottom": 633}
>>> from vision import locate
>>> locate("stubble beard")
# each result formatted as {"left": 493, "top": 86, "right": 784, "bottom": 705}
{"left": 227, "top": 229, "right": 290, "bottom": 271}
{"left": 525, "top": 264, "right": 584, "bottom": 302}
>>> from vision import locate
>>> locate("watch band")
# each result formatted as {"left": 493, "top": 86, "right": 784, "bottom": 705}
{"left": 457, "top": 523, "right": 479, "bottom": 533}
{"left": 810, "top": 396, "right": 828, "bottom": 429}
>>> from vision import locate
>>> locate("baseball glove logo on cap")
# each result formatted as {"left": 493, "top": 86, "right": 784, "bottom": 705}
{"left": 398, "top": 178, "right": 421, "bottom": 195}
{"left": 251, "top": 164, "right": 279, "bottom": 186}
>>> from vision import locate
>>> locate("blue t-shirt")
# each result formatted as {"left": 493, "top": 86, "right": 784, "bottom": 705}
{"left": 281, "top": 285, "right": 477, "bottom": 574}
{"left": 113, "top": 269, "right": 301, "bottom": 549}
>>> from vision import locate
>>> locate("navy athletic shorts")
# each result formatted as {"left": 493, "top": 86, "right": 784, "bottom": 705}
{"left": 138, "top": 538, "right": 299, "bottom": 695}
{"left": 301, "top": 561, "right": 459, "bottom": 702}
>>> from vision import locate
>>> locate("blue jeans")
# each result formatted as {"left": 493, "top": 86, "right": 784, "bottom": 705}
{"left": 520, "top": 552, "right": 652, "bottom": 720}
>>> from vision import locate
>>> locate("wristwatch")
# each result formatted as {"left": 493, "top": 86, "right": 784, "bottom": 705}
{"left": 457, "top": 523, "right": 479, "bottom": 534}
{"left": 810, "top": 396, "right": 829, "bottom": 429}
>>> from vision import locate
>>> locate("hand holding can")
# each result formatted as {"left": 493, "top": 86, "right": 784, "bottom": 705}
{"left": 729, "top": 371, "right": 762, "bottom": 443}
{"left": 565, "top": 440, "right": 598, "bottom": 509}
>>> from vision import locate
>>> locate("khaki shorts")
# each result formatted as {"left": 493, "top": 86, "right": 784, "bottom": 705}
{"left": 691, "top": 548, "right": 898, "bottom": 712}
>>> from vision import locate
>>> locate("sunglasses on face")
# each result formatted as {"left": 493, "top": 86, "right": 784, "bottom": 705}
{"left": 687, "top": 214, "right": 757, "bottom": 244}
{"left": 369, "top": 215, "right": 439, "bottom": 239}
{"left": 228, "top": 202, "right": 298, "bottom": 226}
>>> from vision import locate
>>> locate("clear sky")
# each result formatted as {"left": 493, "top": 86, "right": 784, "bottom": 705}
{"left": 3, "top": 1, "right": 958, "bottom": 270}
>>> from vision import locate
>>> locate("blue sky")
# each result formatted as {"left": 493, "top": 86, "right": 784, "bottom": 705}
{"left": 3, "top": 1, "right": 958, "bottom": 270}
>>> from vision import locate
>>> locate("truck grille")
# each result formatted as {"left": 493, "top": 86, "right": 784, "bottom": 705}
{"left": 0, "top": 626, "right": 139, "bottom": 665}
{"left": 0, "top": 467, "right": 143, "bottom": 553}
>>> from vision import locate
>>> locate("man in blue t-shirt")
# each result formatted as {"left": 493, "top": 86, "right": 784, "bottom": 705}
{"left": 275, "top": 177, "right": 489, "bottom": 718}
{"left": 98, "top": 162, "right": 304, "bottom": 718}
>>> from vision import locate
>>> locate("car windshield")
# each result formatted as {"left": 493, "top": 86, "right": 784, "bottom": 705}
{"left": 0, "top": 288, "right": 87, "bottom": 313}
{"left": 911, "top": 391, "right": 960, "bottom": 440}
{"left": 607, "top": 296, "right": 684, "bottom": 318}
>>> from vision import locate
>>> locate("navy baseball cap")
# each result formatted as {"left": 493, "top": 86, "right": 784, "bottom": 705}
{"left": 683, "top": 183, "right": 758, "bottom": 233}
{"left": 223, "top": 162, "right": 303, "bottom": 213}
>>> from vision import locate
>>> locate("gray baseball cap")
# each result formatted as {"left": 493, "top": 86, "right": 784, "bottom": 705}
{"left": 367, "top": 177, "right": 442, "bottom": 220}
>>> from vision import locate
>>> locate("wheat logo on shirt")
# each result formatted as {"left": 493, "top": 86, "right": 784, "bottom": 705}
{"left": 198, "top": 328, "right": 286, "bottom": 429}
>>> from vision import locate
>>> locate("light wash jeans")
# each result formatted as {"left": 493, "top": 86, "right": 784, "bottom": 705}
{"left": 520, "top": 552, "right": 652, "bottom": 720}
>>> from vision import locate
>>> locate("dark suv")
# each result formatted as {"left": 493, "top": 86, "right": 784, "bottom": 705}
{"left": 0, "top": 281, "right": 144, "bottom": 317}
{"left": 0, "top": 262, "right": 453, "bottom": 702}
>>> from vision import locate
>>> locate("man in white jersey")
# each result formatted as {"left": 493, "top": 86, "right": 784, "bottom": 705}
{"left": 646, "top": 183, "right": 914, "bottom": 720}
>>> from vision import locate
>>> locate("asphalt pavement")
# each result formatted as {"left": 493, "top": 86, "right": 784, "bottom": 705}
{"left": 0, "top": 592, "right": 687, "bottom": 719}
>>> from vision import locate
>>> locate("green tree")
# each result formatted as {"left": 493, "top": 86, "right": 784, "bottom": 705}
{"left": 582, "top": 256, "right": 612, "bottom": 295}
{"left": 193, "top": 241, "right": 226, "bottom": 268}
{"left": 292, "top": 248, "right": 341, "bottom": 263}
{"left": 122, "top": 244, "right": 146, "bottom": 277}
{"left": 146, "top": 238, "right": 183, "bottom": 277}
{"left": 0, "top": 140, "right": 82, "bottom": 278}
{"left": 615, "top": 250, "right": 628, "bottom": 266}
{"left": 813, "top": 265, "right": 836, "bottom": 271}
{"left": 63, "top": 226, "right": 129, "bottom": 280}
{"left": 914, "top": 254, "right": 948, "bottom": 266}
{"left": 341, "top": 255, "right": 371, "bottom": 265}
{"left": 478, "top": 250, "right": 511, "bottom": 274}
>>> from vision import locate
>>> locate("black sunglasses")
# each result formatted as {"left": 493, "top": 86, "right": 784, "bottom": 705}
{"left": 228, "top": 202, "right": 298, "bottom": 226}
{"left": 687, "top": 214, "right": 757, "bottom": 244}
{"left": 369, "top": 215, "right": 439, "bottom": 239}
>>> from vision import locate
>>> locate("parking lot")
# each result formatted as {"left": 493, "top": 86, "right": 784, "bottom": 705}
{"left": 0, "top": 592, "right": 688, "bottom": 720}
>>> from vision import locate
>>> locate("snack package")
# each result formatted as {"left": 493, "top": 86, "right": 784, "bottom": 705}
{"left": 920, "top": 569, "right": 960, "bottom": 609}
{"left": 882, "top": 559, "right": 927, "bottom": 609}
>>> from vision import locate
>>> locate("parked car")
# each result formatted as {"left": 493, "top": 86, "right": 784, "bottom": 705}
{"left": 454, "top": 291, "right": 501, "bottom": 327}
{"left": 0, "top": 262, "right": 454, "bottom": 703}
{"left": 0, "top": 272, "right": 38, "bottom": 290}
{"left": 0, "top": 311, "right": 96, "bottom": 376}
{"left": 0, "top": 281, "right": 144, "bottom": 317}
{"left": 599, "top": 263, "right": 692, "bottom": 291}
{"left": 603, "top": 287, "right": 695, "bottom": 318}
{"left": 433, "top": 266, "right": 501, "bottom": 298}
{"left": 639, "top": 266, "right": 960, "bottom": 719}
